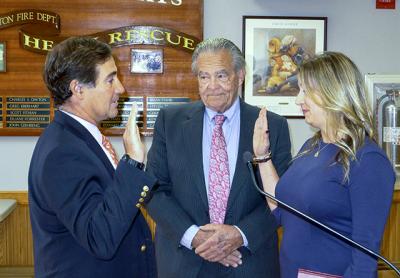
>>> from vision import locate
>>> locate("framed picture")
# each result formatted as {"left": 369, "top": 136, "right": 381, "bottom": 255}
{"left": 243, "top": 16, "right": 327, "bottom": 117}
{"left": 365, "top": 74, "right": 400, "bottom": 144}
{"left": 0, "top": 41, "right": 6, "bottom": 73}
{"left": 130, "top": 48, "right": 163, "bottom": 74}
{"left": 365, "top": 74, "right": 400, "bottom": 109}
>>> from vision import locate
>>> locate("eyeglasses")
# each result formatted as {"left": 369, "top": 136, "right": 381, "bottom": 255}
{"left": 197, "top": 70, "right": 232, "bottom": 85}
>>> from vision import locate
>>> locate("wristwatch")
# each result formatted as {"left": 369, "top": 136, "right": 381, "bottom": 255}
{"left": 121, "top": 154, "right": 145, "bottom": 170}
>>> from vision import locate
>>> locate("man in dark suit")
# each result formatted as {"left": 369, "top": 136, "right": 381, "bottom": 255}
{"left": 147, "top": 38, "right": 292, "bottom": 277}
{"left": 28, "top": 37, "right": 157, "bottom": 278}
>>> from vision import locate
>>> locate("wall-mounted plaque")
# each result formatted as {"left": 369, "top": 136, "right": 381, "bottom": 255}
{"left": 101, "top": 97, "right": 144, "bottom": 129}
{"left": 0, "top": 97, "right": 3, "bottom": 128}
{"left": 0, "top": 42, "right": 5, "bottom": 73}
{"left": 131, "top": 49, "right": 163, "bottom": 74}
{"left": 0, "top": 0, "right": 202, "bottom": 136}
{"left": 5, "top": 97, "right": 51, "bottom": 129}
{"left": 146, "top": 97, "right": 191, "bottom": 129}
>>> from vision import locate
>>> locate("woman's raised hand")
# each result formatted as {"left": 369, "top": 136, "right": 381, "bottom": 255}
{"left": 253, "top": 107, "right": 270, "bottom": 157}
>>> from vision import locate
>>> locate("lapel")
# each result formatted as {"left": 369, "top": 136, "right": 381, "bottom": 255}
{"left": 226, "top": 100, "right": 257, "bottom": 211}
{"left": 182, "top": 102, "right": 209, "bottom": 209}
{"left": 53, "top": 111, "right": 115, "bottom": 178}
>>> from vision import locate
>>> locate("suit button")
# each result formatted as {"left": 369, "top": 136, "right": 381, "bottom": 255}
{"left": 143, "top": 185, "right": 149, "bottom": 192}
{"left": 136, "top": 203, "right": 141, "bottom": 208}
{"left": 140, "top": 244, "right": 146, "bottom": 252}
{"left": 141, "top": 191, "right": 147, "bottom": 197}
{"left": 139, "top": 198, "right": 144, "bottom": 203}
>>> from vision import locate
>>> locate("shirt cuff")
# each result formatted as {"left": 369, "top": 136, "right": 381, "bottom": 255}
{"left": 234, "top": 225, "right": 248, "bottom": 247}
{"left": 180, "top": 225, "right": 199, "bottom": 250}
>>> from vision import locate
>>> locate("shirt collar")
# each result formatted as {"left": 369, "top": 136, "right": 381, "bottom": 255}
{"left": 60, "top": 109, "right": 103, "bottom": 145}
{"left": 205, "top": 97, "right": 240, "bottom": 124}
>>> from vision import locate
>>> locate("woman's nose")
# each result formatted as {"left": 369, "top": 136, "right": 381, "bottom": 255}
{"left": 295, "top": 90, "right": 304, "bottom": 105}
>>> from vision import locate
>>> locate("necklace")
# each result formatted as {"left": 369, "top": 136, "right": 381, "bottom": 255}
{"left": 314, "top": 142, "right": 329, "bottom": 157}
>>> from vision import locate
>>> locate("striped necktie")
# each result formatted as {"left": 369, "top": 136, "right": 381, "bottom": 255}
{"left": 102, "top": 135, "right": 119, "bottom": 167}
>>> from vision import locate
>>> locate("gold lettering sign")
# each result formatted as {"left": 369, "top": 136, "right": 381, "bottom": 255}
{"left": 0, "top": 10, "right": 199, "bottom": 54}
{"left": 96, "top": 26, "right": 198, "bottom": 52}
{"left": 0, "top": 9, "right": 60, "bottom": 29}
{"left": 19, "top": 25, "right": 199, "bottom": 54}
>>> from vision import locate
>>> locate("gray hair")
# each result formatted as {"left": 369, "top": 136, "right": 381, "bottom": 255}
{"left": 191, "top": 38, "right": 246, "bottom": 74}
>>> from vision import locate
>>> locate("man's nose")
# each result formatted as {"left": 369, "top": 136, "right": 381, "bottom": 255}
{"left": 115, "top": 78, "right": 125, "bottom": 95}
{"left": 208, "top": 76, "right": 219, "bottom": 89}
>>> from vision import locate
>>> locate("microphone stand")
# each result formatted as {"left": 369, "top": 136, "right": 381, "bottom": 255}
{"left": 244, "top": 154, "right": 400, "bottom": 277}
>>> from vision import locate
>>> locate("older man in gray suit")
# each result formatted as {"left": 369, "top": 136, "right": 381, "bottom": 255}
{"left": 147, "top": 38, "right": 292, "bottom": 278}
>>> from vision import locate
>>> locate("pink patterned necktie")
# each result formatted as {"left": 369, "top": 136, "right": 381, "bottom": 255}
{"left": 208, "top": 114, "right": 230, "bottom": 224}
{"left": 102, "top": 135, "right": 119, "bottom": 167}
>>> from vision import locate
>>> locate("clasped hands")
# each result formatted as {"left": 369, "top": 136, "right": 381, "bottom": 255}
{"left": 192, "top": 224, "right": 243, "bottom": 268}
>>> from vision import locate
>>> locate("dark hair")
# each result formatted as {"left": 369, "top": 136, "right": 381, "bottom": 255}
{"left": 43, "top": 37, "right": 112, "bottom": 106}
{"left": 191, "top": 37, "right": 246, "bottom": 74}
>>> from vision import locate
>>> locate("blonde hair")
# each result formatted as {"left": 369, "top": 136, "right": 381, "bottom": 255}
{"left": 297, "top": 51, "right": 375, "bottom": 181}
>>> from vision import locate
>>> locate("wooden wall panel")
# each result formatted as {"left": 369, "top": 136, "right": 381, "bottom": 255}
{"left": 0, "top": 192, "right": 32, "bottom": 266}
{"left": 0, "top": 0, "right": 203, "bottom": 135}
{"left": 379, "top": 192, "right": 400, "bottom": 277}
{"left": 1, "top": 190, "right": 398, "bottom": 276}
{"left": 379, "top": 271, "right": 398, "bottom": 278}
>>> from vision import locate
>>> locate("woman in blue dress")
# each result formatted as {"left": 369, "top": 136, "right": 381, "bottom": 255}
{"left": 253, "top": 52, "right": 395, "bottom": 278}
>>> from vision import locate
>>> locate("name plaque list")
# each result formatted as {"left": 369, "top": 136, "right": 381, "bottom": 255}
{"left": 146, "top": 97, "right": 191, "bottom": 129}
{"left": 100, "top": 97, "right": 144, "bottom": 129}
{"left": 5, "top": 96, "right": 51, "bottom": 129}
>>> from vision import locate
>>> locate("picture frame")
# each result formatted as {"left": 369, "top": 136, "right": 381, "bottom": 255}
{"left": 243, "top": 16, "right": 327, "bottom": 117}
{"left": 365, "top": 74, "right": 400, "bottom": 144}
{"left": 365, "top": 74, "right": 400, "bottom": 109}
{"left": 0, "top": 41, "right": 6, "bottom": 73}
{"left": 130, "top": 48, "right": 163, "bottom": 74}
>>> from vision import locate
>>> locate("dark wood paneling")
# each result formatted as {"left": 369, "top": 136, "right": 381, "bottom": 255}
{"left": 0, "top": 0, "right": 203, "bottom": 135}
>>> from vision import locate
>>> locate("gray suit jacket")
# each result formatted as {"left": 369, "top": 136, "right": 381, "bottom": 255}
{"left": 147, "top": 99, "right": 291, "bottom": 278}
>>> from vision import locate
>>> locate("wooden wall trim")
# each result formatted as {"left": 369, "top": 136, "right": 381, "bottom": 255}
{"left": 0, "top": 192, "right": 28, "bottom": 205}
{"left": 0, "top": 191, "right": 156, "bottom": 237}
{"left": 1, "top": 191, "right": 397, "bottom": 206}
{"left": 378, "top": 261, "right": 400, "bottom": 270}
{"left": 393, "top": 190, "right": 400, "bottom": 202}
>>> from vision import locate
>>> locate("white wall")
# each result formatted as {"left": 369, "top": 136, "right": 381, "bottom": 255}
{"left": 1, "top": 0, "right": 399, "bottom": 190}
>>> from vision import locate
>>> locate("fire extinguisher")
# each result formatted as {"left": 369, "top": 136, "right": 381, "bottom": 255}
{"left": 378, "top": 89, "right": 400, "bottom": 175}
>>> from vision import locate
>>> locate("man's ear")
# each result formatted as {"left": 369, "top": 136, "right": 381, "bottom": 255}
{"left": 237, "top": 68, "right": 245, "bottom": 87}
{"left": 69, "top": 80, "right": 83, "bottom": 97}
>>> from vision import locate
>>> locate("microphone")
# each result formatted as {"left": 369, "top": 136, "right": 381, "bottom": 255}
{"left": 243, "top": 151, "right": 400, "bottom": 277}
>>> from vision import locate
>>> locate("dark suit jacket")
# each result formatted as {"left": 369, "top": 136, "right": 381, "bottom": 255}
{"left": 28, "top": 111, "right": 157, "bottom": 278}
{"left": 147, "top": 99, "right": 292, "bottom": 278}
